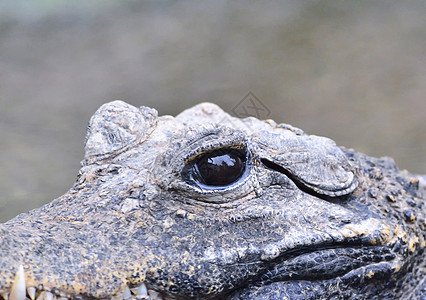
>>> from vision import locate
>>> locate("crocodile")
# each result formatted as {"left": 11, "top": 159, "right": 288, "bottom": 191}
{"left": 0, "top": 100, "right": 424, "bottom": 300}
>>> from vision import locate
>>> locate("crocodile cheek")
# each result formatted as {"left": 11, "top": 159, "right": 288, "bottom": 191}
{"left": 136, "top": 192, "right": 390, "bottom": 299}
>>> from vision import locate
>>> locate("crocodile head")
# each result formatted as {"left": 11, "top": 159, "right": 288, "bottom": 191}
{"left": 1, "top": 101, "right": 424, "bottom": 299}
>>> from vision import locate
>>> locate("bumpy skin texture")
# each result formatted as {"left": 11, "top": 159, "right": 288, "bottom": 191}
{"left": 0, "top": 101, "right": 424, "bottom": 299}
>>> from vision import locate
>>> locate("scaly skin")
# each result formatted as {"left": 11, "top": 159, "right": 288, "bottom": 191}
{"left": 0, "top": 101, "right": 424, "bottom": 299}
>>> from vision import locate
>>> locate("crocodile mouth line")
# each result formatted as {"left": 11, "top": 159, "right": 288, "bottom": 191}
{"left": 257, "top": 245, "right": 398, "bottom": 284}
{"left": 0, "top": 247, "right": 403, "bottom": 300}
{"left": 0, "top": 266, "right": 165, "bottom": 300}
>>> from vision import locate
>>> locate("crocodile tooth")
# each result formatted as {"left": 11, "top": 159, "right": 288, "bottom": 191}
{"left": 123, "top": 287, "right": 131, "bottom": 300}
{"left": 26, "top": 288, "right": 36, "bottom": 300}
{"left": 35, "top": 292, "right": 44, "bottom": 300}
{"left": 10, "top": 265, "right": 26, "bottom": 300}
{"left": 147, "top": 290, "right": 160, "bottom": 300}
{"left": 1, "top": 293, "right": 9, "bottom": 300}
{"left": 42, "top": 292, "right": 53, "bottom": 300}
{"left": 135, "top": 283, "right": 148, "bottom": 296}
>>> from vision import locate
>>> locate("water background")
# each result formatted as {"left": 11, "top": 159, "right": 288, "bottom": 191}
{"left": 1, "top": 1, "right": 425, "bottom": 222}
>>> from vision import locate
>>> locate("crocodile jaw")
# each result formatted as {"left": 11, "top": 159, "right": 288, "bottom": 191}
{"left": 1, "top": 266, "right": 154, "bottom": 300}
{"left": 0, "top": 207, "right": 408, "bottom": 300}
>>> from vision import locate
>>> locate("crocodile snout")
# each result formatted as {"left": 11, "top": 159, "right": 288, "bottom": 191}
{"left": 1, "top": 264, "right": 152, "bottom": 300}
{"left": 0, "top": 221, "right": 160, "bottom": 300}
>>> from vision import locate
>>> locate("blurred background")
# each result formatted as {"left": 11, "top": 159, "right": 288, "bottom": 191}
{"left": 0, "top": 0, "right": 425, "bottom": 222}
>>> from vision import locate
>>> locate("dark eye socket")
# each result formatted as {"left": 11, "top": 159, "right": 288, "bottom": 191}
{"left": 183, "top": 148, "right": 248, "bottom": 188}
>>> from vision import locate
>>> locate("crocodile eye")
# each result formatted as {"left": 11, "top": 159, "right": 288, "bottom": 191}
{"left": 183, "top": 148, "right": 248, "bottom": 188}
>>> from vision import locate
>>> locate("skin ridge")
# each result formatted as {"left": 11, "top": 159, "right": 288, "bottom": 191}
{"left": 225, "top": 147, "right": 424, "bottom": 300}
{"left": 0, "top": 101, "right": 424, "bottom": 300}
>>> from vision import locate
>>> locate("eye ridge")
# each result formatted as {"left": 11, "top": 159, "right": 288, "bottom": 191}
{"left": 183, "top": 148, "right": 248, "bottom": 188}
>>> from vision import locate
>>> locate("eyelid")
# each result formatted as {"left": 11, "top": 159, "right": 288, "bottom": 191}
{"left": 183, "top": 143, "right": 247, "bottom": 164}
